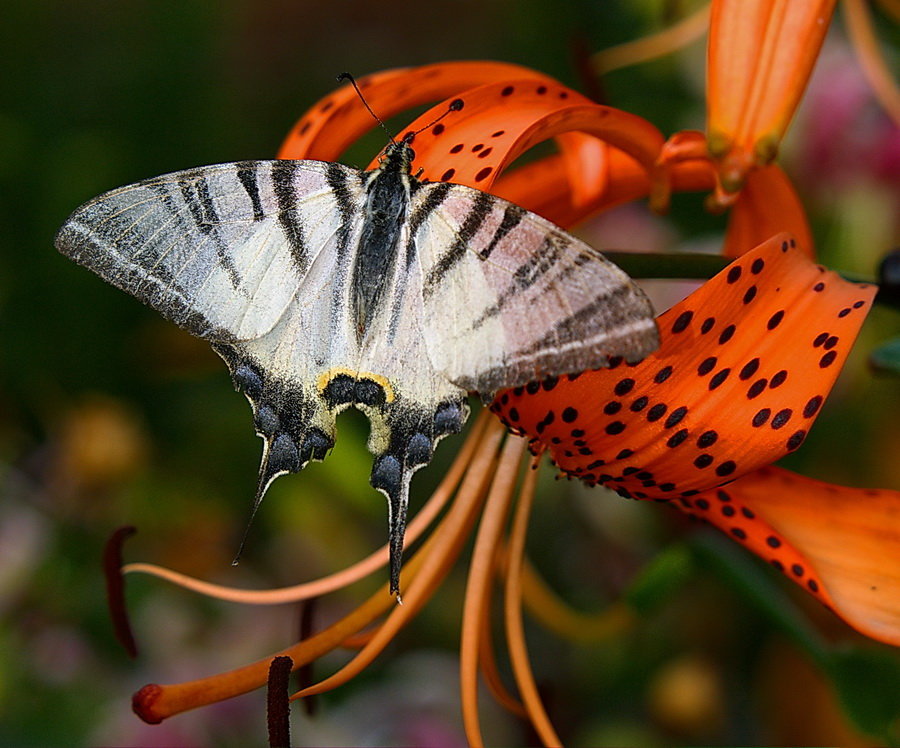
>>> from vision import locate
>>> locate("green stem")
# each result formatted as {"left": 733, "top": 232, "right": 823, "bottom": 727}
{"left": 605, "top": 252, "right": 729, "bottom": 280}
{"left": 608, "top": 252, "right": 897, "bottom": 311}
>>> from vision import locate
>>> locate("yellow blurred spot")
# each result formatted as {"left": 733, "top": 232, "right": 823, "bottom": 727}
{"left": 647, "top": 655, "right": 724, "bottom": 736}
{"left": 57, "top": 395, "right": 147, "bottom": 490}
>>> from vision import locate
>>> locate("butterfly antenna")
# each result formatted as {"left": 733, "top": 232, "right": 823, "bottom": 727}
{"left": 411, "top": 98, "right": 464, "bottom": 138}
{"left": 337, "top": 72, "right": 395, "bottom": 144}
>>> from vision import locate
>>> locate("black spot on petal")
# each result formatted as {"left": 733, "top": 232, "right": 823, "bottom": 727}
{"left": 697, "top": 430, "right": 718, "bottom": 447}
{"left": 819, "top": 351, "right": 837, "bottom": 367}
{"left": 718, "top": 325, "right": 736, "bottom": 344}
{"left": 803, "top": 395, "right": 823, "bottom": 418}
{"left": 667, "top": 429, "right": 689, "bottom": 448}
{"left": 698, "top": 357, "right": 717, "bottom": 376}
{"left": 614, "top": 378, "right": 635, "bottom": 396}
{"left": 672, "top": 311, "right": 693, "bottom": 333}
{"left": 715, "top": 460, "right": 736, "bottom": 477}
{"left": 739, "top": 358, "right": 760, "bottom": 380}
{"left": 767, "top": 310, "right": 784, "bottom": 329}
{"left": 747, "top": 379, "right": 767, "bottom": 399}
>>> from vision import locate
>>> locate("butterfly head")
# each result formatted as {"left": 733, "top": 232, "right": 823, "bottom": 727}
{"left": 381, "top": 139, "right": 416, "bottom": 176}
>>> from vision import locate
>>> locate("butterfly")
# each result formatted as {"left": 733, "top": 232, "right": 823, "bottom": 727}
{"left": 55, "top": 138, "right": 659, "bottom": 594}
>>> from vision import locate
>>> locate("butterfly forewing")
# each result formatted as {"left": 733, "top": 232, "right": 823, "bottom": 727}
{"left": 412, "top": 183, "right": 659, "bottom": 393}
{"left": 55, "top": 160, "right": 365, "bottom": 342}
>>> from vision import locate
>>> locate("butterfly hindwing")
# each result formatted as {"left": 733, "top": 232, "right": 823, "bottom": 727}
{"left": 412, "top": 183, "right": 660, "bottom": 394}
{"left": 55, "top": 160, "right": 366, "bottom": 343}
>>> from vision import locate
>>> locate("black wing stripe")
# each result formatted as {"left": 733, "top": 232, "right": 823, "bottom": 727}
{"left": 517, "top": 284, "right": 636, "bottom": 356}
{"left": 469, "top": 234, "right": 564, "bottom": 331}
{"left": 324, "top": 162, "right": 357, "bottom": 259}
{"left": 423, "top": 191, "right": 495, "bottom": 296}
{"left": 409, "top": 183, "right": 453, "bottom": 236}
{"left": 176, "top": 177, "right": 242, "bottom": 289}
{"left": 406, "top": 182, "right": 453, "bottom": 268}
{"left": 236, "top": 161, "right": 265, "bottom": 221}
{"left": 178, "top": 179, "right": 209, "bottom": 232}
{"left": 478, "top": 203, "right": 525, "bottom": 260}
{"left": 271, "top": 162, "right": 310, "bottom": 274}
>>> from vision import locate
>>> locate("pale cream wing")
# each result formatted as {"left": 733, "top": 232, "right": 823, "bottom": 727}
{"left": 413, "top": 183, "right": 660, "bottom": 393}
{"left": 55, "top": 160, "right": 365, "bottom": 342}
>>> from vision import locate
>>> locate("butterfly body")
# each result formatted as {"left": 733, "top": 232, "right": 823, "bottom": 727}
{"left": 56, "top": 141, "right": 659, "bottom": 593}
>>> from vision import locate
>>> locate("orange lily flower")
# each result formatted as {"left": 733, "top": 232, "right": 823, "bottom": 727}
{"left": 113, "top": 54, "right": 897, "bottom": 746}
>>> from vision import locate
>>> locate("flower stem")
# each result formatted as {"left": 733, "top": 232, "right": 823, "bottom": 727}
{"left": 605, "top": 251, "right": 729, "bottom": 279}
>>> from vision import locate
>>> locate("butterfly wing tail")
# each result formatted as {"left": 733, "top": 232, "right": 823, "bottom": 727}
{"left": 367, "top": 397, "right": 470, "bottom": 596}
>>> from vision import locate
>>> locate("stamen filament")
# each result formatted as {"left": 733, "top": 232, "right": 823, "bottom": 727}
{"left": 133, "top": 416, "right": 502, "bottom": 723}
{"left": 518, "top": 557, "right": 635, "bottom": 644}
{"left": 844, "top": 0, "right": 900, "bottom": 125}
{"left": 477, "top": 590, "right": 527, "bottom": 718}
{"left": 592, "top": 2, "right": 711, "bottom": 74}
{"left": 504, "top": 461, "right": 562, "bottom": 748}
{"left": 460, "top": 435, "right": 529, "bottom": 747}
{"left": 134, "top": 573, "right": 395, "bottom": 722}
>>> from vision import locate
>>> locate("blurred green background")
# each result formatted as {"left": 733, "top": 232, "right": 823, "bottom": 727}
{"left": 1, "top": 0, "right": 899, "bottom": 745}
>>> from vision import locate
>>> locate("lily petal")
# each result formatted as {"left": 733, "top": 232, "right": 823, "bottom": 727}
{"left": 683, "top": 466, "right": 900, "bottom": 646}
{"left": 277, "top": 61, "right": 552, "bottom": 161}
{"left": 491, "top": 233, "right": 876, "bottom": 500}
{"left": 707, "top": 0, "right": 838, "bottom": 191}
{"left": 723, "top": 164, "right": 814, "bottom": 258}
{"left": 493, "top": 144, "right": 715, "bottom": 229}
{"left": 376, "top": 79, "right": 665, "bottom": 193}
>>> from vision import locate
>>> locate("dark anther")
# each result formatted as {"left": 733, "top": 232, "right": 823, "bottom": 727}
{"left": 103, "top": 526, "right": 138, "bottom": 658}
{"left": 267, "top": 655, "right": 294, "bottom": 748}
{"left": 449, "top": 98, "right": 464, "bottom": 111}
{"left": 296, "top": 600, "right": 318, "bottom": 716}
{"left": 876, "top": 248, "right": 900, "bottom": 307}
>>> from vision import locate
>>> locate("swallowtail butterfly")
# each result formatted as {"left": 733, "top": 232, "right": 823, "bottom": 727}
{"left": 56, "top": 139, "right": 659, "bottom": 593}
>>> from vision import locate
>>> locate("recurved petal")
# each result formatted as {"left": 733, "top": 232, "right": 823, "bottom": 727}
{"left": 707, "top": 0, "right": 838, "bottom": 192}
{"left": 682, "top": 467, "right": 900, "bottom": 646}
{"left": 387, "top": 79, "right": 664, "bottom": 192}
{"left": 277, "top": 61, "right": 551, "bottom": 161}
{"left": 492, "top": 143, "right": 715, "bottom": 229}
{"left": 491, "top": 233, "right": 876, "bottom": 500}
